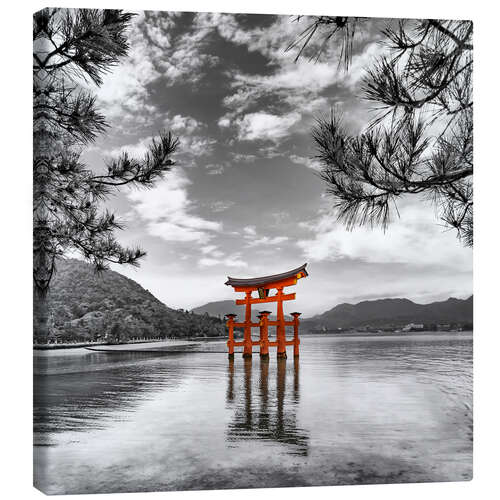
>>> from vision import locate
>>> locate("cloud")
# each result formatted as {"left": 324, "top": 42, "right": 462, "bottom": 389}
{"left": 127, "top": 168, "right": 222, "bottom": 244}
{"left": 343, "top": 42, "right": 385, "bottom": 89}
{"left": 198, "top": 256, "right": 247, "bottom": 268}
{"left": 234, "top": 61, "right": 339, "bottom": 95}
{"left": 241, "top": 225, "right": 289, "bottom": 248}
{"left": 103, "top": 131, "right": 216, "bottom": 173}
{"left": 95, "top": 12, "right": 161, "bottom": 129}
{"left": 164, "top": 114, "right": 201, "bottom": 134}
{"left": 163, "top": 112, "right": 216, "bottom": 158}
{"left": 235, "top": 111, "right": 301, "bottom": 142}
{"left": 95, "top": 12, "right": 221, "bottom": 132}
{"left": 270, "top": 211, "right": 290, "bottom": 224}
{"left": 218, "top": 117, "right": 231, "bottom": 128}
{"left": 156, "top": 13, "right": 220, "bottom": 85}
{"left": 198, "top": 243, "right": 247, "bottom": 268}
{"left": 105, "top": 130, "right": 215, "bottom": 165}
{"left": 209, "top": 13, "right": 340, "bottom": 64}
{"left": 231, "top": 153, "right": 258, "bottom": 163}
{"left": 146, "top": 222, "right": 216, "bottom": 243}
{"left": 290, "top": 154, "right": 323, "bottom": 171}
{"left": 247, "top": 236, "right": 289, "bottom": 247}
{"left": 214, "top": 15, "right": 388, "bottom": 146}
{"left": 213, "top": 16, "right": 344, "bottom": 126}
{"left": 181, "top": 136, "right": 217, "bottom": 157}
{"left": 106, "top": 137, "right": 154, "bottom": 158}
{"left": 208, "top": 201, "right": 235, "bottom": 212}
{"left": 200, "top": 244, "right": 224, "bottom": 257}
{"left": 205, "top": 164, "right": 225, "bottom": 175}
{"left": 143, "top": 11, "right": 178, "bottom": 49}
{"left": 296, "top": 200, "right": 472, "bottom": 271}
{"left": 243, "top": 225, "right": 257, "bottom": 236}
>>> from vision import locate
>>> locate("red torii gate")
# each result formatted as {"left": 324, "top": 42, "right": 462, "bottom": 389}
{"left": 224, "top": 264, "right": 308, "bottom": 359}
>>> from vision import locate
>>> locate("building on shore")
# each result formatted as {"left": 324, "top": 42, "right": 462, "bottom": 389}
{"left": 402, "top": 323, "right": 425, "bottom": 332}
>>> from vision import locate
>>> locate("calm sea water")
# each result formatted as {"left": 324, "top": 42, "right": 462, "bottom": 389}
{"left": 34, "top": 333, "right": 472, "bottom": 494}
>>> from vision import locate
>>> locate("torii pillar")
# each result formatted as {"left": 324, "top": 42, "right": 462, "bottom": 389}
{"left": 224, "top": 264, "right": 308, "bottom": 359}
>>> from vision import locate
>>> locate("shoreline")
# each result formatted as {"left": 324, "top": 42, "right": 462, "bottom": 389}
{"left": 32, "top": 331, "right": 472, "bottom": 356}
{"left": 33, "top": 339, "right": 202, "bottom": 357}
{"left": 33, "top": 337, "right": 192, "bottom": 351}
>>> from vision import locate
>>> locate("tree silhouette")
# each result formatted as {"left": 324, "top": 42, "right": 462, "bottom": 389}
{"left": 33, "top": 8, "right": 178, "bottom": 340}
{"left": 289, "top": 17, "right": 473, "bottom": 246}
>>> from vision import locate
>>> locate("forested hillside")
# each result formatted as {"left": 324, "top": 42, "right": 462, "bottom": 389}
{"left": 39, "top": 259, "right": 226, "bottom": 342}
{"left": 300, "top": 296, "right": 473, "bottom": 331}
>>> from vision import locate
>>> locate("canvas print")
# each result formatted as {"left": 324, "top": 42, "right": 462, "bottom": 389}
{"left": 33, "top": 7, "right": 473, "bottom": 495}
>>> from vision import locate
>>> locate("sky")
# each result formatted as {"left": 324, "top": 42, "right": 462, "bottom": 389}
{"left": 82, "top": 11, "right": 472, "bottom": 316}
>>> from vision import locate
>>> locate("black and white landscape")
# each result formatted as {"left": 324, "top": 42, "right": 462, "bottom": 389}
{"left": 33, "top": 9, "right": 473, "bottom": 495}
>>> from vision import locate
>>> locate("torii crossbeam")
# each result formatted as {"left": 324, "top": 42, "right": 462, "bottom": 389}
{"left": 224, "top": 264, "right": 308, "bottom": 359}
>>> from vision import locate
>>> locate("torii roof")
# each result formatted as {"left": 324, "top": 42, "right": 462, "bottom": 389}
{"left": 225, "top": 263, "right": 308, "bottom": 288}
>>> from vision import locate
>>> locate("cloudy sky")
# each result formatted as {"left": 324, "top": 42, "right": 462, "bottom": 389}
{"left": 82, "top": 10, "right": 472, "bottom": 316}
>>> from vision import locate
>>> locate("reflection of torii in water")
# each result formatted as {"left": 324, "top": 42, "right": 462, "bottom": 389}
{"left": 224, "top": 264, "right": 308, "bottom": 359}
{"left": 226, "top": 357, "right": 309, "bottom": 456}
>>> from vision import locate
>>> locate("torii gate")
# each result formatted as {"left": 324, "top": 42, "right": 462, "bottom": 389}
{"left": 224, "top": 264, "right": 308, "bottom": 359}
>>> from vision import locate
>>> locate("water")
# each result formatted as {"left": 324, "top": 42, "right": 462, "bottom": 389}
{"left": 33, "top": 333, "right": 472, "bottom": 494}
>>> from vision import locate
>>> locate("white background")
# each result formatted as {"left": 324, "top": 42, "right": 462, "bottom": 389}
{"left": 1, "top": 1, "right": 498, "bottom": 499}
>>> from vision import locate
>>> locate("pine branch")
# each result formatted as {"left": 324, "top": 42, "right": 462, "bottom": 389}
{"left": 290, "top": 15, "right": 473, "bottom": 245}
{"left": 91, "top": 132, "right": 179, "bottom": 187}
{"left": 313, "top": 114, "right": 473, "bottom": 235}
{"left": 34, "top": 8, "right": 136, "bottom": 85}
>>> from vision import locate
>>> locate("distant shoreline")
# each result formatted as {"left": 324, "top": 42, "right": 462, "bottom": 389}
{"left": 33, "top": 339, "right": 200, "bottom": 357}
{"left": 33, "top": 330, "right": 472, "bottom": 351}
{"left": 33, "top": 338, "right": 187, "bottom": 351}
{"left": 302, "top": 329, "right": 473, "bottom": 336}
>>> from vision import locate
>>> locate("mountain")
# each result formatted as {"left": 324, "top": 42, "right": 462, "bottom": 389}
{"left": 192, "top": 300, "right": 241, "bottom": 319}
{"left": 39, "top": 259, "right": 226, "bottom": 342}
{"left": 192, "top": 300, "right": 292, "bottom": 321}
{"left": 193, "top": 296, "right": 473, "bottom": 332}
{"left": 301, "top": 296, "right": 473, "bottom": 331}
{"left": 192, "top": 300, "right": 265, "bottom": 321}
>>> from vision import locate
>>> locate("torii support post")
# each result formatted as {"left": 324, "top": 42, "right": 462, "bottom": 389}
{"left": 258, "top": 311, "right": 271, "bottom": 359}
{"left": 225, "top": 314, "right": 237, "bottom": 359}
{"left": 276, "top": 287, "right": 287, "bottom": 359}
{"left": 291, "top": 312, "right": 301, "bottom": 358}
{"left": 243, "top": 291, "right": 253, "bottom": 358}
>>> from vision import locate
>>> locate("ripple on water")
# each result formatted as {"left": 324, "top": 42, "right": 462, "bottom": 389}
{"left": 34, "top": 333, "right": 472, "bottom": 494}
